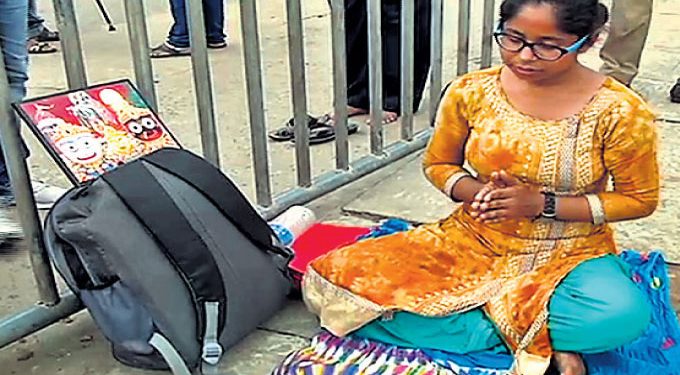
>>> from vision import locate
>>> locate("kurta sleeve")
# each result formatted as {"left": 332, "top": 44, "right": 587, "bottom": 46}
{"left": 423, "top": 80, "right": 472, "bottom": 197}
{"left": 594, "top": 99, "right": 659, "bottom": 222}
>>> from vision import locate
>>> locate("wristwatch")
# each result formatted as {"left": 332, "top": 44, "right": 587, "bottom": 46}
{"left": 540, "top": 192, "right": 557, "bottom": 219}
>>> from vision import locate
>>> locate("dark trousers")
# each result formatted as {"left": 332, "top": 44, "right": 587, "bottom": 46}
{"left": 344, "top": 0, "right": 431, "bottom": 114}
{"left": 166, "top": 0, "right": 226, "bottom": 48}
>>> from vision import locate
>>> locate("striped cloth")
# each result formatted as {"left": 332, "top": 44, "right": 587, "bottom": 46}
{"left": 271, "top": 332, "right": 506, "bottom": 375}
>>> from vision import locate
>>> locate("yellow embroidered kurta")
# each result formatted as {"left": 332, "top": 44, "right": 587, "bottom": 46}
{"left": 302, "top": 67, "right": 659, "bottom": 374}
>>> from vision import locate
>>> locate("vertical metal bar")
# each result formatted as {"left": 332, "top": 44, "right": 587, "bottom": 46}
{"left": 239, "top": 0, "right": 273, "bottom": 206}
{"left": 52, "top": 0, "right": 87, "bottom": 89}
{"left": 481, "top": 0, "right": 496, "bottom": 69}
{"left": 367, "top": 0, "right": 383, "bottom": 154}
{"left": 400, "top": 0, "right": 415, "bottom": 141}
{"left": 286, "top": 0, "right": 312, "bottom": 187}
{"left": 429, "top": 0, "right": 444, "bottom": 123}
{"left": 457, "top": 0, "right": 471, "bottom": 76}
{"left": 186, "top": 0, "right": 220, "bottom": 167}
{"left": 330, "top": 0, "right": 349, "bottom": 171}
{"left": 124, "top": 0, "right": 157, "bottom": 110}
{"left": 0, "top": 55, "right": 59, "bottom": 306}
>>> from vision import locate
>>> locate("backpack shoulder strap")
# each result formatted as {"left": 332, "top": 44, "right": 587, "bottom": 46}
{"left": 102, "top": 161, "right": 227, "bottom": 343}
{"left": 143, "top": 149, "right": 289, "bottom": 258}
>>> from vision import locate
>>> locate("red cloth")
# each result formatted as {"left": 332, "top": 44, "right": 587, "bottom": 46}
{"left": 289, "top": 223, "right": 371, "bottom": 275}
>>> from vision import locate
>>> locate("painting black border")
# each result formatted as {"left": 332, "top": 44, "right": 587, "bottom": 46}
{"left": 12, "top": 79, "right": 182, "bottom": 186}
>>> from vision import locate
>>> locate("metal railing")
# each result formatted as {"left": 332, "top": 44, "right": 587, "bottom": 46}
{"left": 0, "top": 0, "right": 497, "bottom": 349}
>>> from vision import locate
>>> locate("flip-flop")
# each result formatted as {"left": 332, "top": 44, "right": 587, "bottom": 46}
{"left": 315, "top": 114, "right": 362, "bottom": 130}
{"left": 291, "top": 121, "right": 360, "bottom": 145}
{"left": 28, "top": 40, "right": 57, "bottom": 54}
{"left": 269, "top": 115, "right": 319, "bottom": 142}
{"left": 308, "top": 124, "right": 336, "bottom": 145}
{"left": 150, "top": 43, "right": 190, "bottom": 58}
{"left": 35, "top": 27, "right": 60, "bottom": 42}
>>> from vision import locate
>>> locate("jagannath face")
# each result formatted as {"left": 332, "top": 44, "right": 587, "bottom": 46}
{"left": 37, "top": 118, "right": 66, "bottom": 139}
{"left": 125, "top": 115, "right": 163, "bottom": 141}
{"left": 55, "top": 133, "right": 104, "bottom": 165}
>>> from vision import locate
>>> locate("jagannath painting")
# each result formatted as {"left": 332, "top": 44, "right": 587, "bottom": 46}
{"left": 14, "top": 80, "right": 180, "bottom": 185}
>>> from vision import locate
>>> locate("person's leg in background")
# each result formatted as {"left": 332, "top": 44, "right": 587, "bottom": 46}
{"left": 151, "top": 0, "right": 226, "bottom": 58}
{"left": 0, "top": 0, "right": 65, "bottom": 218}
{"left": 28, "top": 0, "right": 58, "bottom": 41}
{"left": 0, "top": 0, "right": 29, "bottom": 237}
{"left": 599, "top": 0, "right": 653, "bottom": 86}
{"left": 380, "top": 0, "right": 401, "bottom": 121}
{"left": 27, "top": 0, "right": 59, "bottom": 55}
{"left": 203, "top": 0, "right": 226, "bottom": 48}
{"left": 380, "top": 0, "right": 431, "bottom": 123}
{"left": 164, "top": 0, "right": 190, "bottom": 51}
{"left": 27, "top": 0, "right": 45, "bottom": 41}
{"left": 412, "top": 0, "right": 431, "bottom": 113}
{"left": 343, "top": 0, "right": 371, "bottom": 115}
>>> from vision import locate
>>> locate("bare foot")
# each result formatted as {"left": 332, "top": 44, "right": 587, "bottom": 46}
{"left": 347, "top": 106, "right": 369, "bottom": 117}
{"left": 324, "top": 106, "right": 368, "bottom": 119}
{"left": 553, "top": 352, "right": 586, "bottom": 375}
{"left": 366, "top": 111, "right": 399, "bottom": 125}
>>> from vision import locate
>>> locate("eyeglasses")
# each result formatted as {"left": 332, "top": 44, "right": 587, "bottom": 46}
{"left": 493, "top": 30, "right": 590, "bottom": 61}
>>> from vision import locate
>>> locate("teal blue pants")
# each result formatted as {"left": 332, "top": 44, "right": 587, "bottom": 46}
{"left": 353, "top": 255, "right": 652, "bottom": 354}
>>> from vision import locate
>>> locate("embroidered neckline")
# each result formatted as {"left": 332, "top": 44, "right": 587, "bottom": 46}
{"left": 492, "top": 66, "right": 610, "bottom": 124}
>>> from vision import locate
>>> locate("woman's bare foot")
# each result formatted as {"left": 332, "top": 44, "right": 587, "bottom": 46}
{"left": 366, "top": 111, "right": 399, "bottom": 125}
{"left": 553, "top": 352, "right": 586, "bottom": 375}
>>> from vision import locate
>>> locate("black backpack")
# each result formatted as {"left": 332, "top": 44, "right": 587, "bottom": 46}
{"left": 44, "top": 147, "right": 293, "bottom": 374}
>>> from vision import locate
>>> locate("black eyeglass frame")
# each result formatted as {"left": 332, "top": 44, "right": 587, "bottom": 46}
{"left": 493, "top": 28, "right": 590, "bottom": 62}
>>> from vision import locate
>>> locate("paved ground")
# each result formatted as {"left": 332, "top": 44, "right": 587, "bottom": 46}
{"left": 0, "top": 0, "right": 679, "bottom": 374}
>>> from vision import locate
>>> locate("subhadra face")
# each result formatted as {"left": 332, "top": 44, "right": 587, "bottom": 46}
{"left": 56, "top": 133, "right": 104, "bottom": 165}
{"left": 37, "top": 118, "right": 66, "bottom": 138}
{"left": 125, "top": 115, "right": 164, "bottom": 141}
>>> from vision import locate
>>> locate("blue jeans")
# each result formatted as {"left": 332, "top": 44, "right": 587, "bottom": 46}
{"left": 0, "top": 0, "right": 30, "bottom": 195}
{"left": 27, "top": 0, "right": 45, "bottom": 39}
{"left": 167, "top": 0, "right": 226, "bottom": 48}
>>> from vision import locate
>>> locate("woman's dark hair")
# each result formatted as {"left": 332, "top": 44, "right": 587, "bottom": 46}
{"left": 499, "top": 0, "right": 609, "bottom": 42}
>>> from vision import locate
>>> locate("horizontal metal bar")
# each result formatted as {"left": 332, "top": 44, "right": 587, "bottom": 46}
{"left": 0, "top": 294, "right": 82, "bottom": 349}
{"left": 259, "top": 128, "right": 432, "bottom": 220}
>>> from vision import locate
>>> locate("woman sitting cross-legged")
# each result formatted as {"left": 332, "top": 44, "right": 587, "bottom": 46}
{"left": 294, "top": 0, "right": 659, "bottom": 374}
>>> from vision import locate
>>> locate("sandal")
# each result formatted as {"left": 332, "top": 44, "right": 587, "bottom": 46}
{"left": 291, "top": 120, "right": 360, "bottom": 145}
{"left": 28, "top": 40, "right": 57, "bottom": 54}
{"left": 35, "top": 27, "right": 60, "bottom": 42}
{"left": 269, "top": 115, "right": 319, "bottom": 142}
{"left": 150, "top": 43, "right": 190, "bottom": 58}
{"left": 308, "top": 124, "right": 336, "bottom": 145}
{"left": 315, "top": 114, "right": 361, "bottom": 131}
